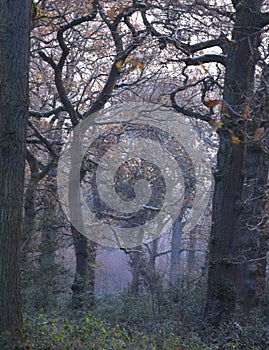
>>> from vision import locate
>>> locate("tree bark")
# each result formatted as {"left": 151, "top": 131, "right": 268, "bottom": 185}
{"left": 0, "top": 0, "right": 31, "bottom": 347}
{"left": 205, "top": 1, "right": 263, "bottom": 325}
{"left": 236, "top": 64, "right": 269, "bottom": 316}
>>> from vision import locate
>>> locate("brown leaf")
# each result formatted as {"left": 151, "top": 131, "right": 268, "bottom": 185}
{"left": 118, "top": 3, "right": 124, "bottom": 13}
{"left": 254, "top": 127, "right": 265, "bottom": 140}
{"left": 107, "top": 6, "right": 116, "bottom": 20}
{"left": 242, "top": 103, "right": 250, "bottom": 122}
{"left": 204, "top": 99, "right": 219, "bottom": 108}
{"left": 231, "top": 134, "right": 240, "bottom": 144}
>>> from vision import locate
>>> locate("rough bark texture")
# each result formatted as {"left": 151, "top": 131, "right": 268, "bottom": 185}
{"left": 205, "top": 1, "right": 263, "bottom": 325}
{"left": 0, "top": 0, "right": 31, "bottom": 346}
{"left": 236, "top": 64, "right": 269, "bottom": 316}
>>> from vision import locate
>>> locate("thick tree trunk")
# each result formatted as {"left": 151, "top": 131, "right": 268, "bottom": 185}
{"left": 236, "top": 64, "right": 269, "bottom": 316}
{"left": 0, "top": 0, "right": 31, "bottom": 347}
{"left": 205, "top": 1, "right": 263, "bottom": 325}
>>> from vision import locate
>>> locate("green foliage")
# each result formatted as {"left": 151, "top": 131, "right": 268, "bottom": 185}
{"left": 22, "top": 279, "right": 269, "bottom": 349}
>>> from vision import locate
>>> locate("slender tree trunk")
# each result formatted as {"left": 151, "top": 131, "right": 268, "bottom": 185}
{"left": 205, "top": 1, "right": 263, "bottom": 325}
{"left": 71, "top": 226, "right": 97, "bottom": 308}
{"left": 0, "top": 0, "right": 31, "bottom": 346}
{"left": 170, "top": 215, "right": 183, "bottom": 285}
{"left": 187, "top": 228, "right": 197, "bottom": 275}
{"left": 130, "top": 246, "right": 143, "bottom": 294}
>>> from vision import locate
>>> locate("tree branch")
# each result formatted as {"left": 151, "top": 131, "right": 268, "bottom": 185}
{"left": 29, "top": 105, "right": 66, "bottom": 118}
{"left": 260, "top": 12, "right": 269, "bottom": 28}
{"left": 28, "top": 120, "right": 59, "bottom": 160}
{"left": 185, "top": 54, "right": 227, "bottom": 66}
{"left": 170, "top": 89, "right": 213, "bottom": 123}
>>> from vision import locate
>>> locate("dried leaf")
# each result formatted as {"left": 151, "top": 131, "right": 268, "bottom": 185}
{"left": 137, "top": 60, "right": 144, "bottom": 71}
{"left": 118, "top": 3, "right": 124, "bottom": 13}
{"left": 204, "top": 99, "right": 219, "bottom": 108}
{"left": 242, "top": 103, "right": 250, "bottom": 121}
{"left": 129, "top": 66, "right": 136, "bottom": 72}
{"left": 197, "top": 60, "right": 209, "bottom": 73}
{"left": 231, "top": 134, "right": 240, "bottom": 144}
{"left": 107, "top": 6, "right": 115, "bottom": 20}
{"left": 125, "top": 57, "right": 134, "bottom": 64}
{"left": 254, "top": 127, "right": 265, "bottom": 140}
{"left": 115, "top": 60, "right": 123, "bottom": 69}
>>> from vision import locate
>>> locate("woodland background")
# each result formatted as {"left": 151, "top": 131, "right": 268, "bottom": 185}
{"left": 1, "top": 0, "right": 269, "bottom": 349}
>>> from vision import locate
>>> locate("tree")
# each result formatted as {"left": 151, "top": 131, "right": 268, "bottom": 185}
{"left": 205, "top": 0, "right": 269, "bottom": 325}
{"left": 0, "top": 0, "right": 31, "bottom": 347}
{"left": 139, "top": 0, "right": 269, "bottom": 324}
{"left": 28, "top": 0, "right": 153, "bottom": 308}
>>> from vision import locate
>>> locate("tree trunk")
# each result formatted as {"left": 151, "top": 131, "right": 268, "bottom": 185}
{"left": 187, "top": 227, "right": 197, "bottom": 275}
{"left": 170, "top": 215, "right": 183, "bottom": 285}
{"left": 236, "top": 64, "right": 269, "bottom": 316}
{"left": 0, "top": 0, "right": 31, "bottom": 346}
{"left": 130, "top": 246, "right": 143, "bottom": 294}
{"left": 71, "top": 226, "right": 97, "bottom": 309}
{"left": 205, "top": 1, "right": 263, "bottom": 325}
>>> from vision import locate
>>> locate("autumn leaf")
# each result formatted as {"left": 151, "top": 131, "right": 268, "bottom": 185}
{"left": 197, "top": 60, "right": 209, "bottom": 73}
{"left": 242, "top": 103, "right": 250, "bottom": 122}
{"left": 137, "top": 60, "right": 145, "bottom": 71}
{"left": 125, "top": 57, "right": 134, "bottom": 64}
{"left": 204, "top": 99, "right": 219, "bottom": 108}
{"left": 254, "top": 127, "right": 265, "bottom": 140}
{"left": 107, "top": 6, "right": 115, "bottom": 20}
{"left": 115, "top": 60, "right": 123, "bottom": 69}
{"left": 222, "top": 113, "right": 231, "bottom": 118}
{"left": 129, "top": 66, "right": 136, "bottom": 72}
{"left": 231, "top": 134, "right": 240, "bottom": 144}
{"left": 118, "top": 3, "right": 124, "bottom": 13}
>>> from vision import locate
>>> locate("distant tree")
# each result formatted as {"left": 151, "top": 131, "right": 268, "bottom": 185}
{"left": 0, "top": 0, "right": 31, "bottom": 347}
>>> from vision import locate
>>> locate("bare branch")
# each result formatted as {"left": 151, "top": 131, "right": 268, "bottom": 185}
{"left": 185, "top": 54, "right": 227, "bottom": 66}
{"left": 28, "top": 120, "right": 59, "bottom": 160}
{"left": 170, "top": 89, "right": 214, "bottom": 123}
{"left": 29, "top": 105, "right": 66, "bottom": 118}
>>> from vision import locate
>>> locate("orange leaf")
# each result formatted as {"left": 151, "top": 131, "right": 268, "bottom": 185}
{"left": 204, "top": 99, "right": 220, "bottom": 108}
{"left": 254, "top": 127, "right": 265, "bottom": 140}
{"left": 118, "top": 3, "right": 124, "bottom": 13}
{"left": 115, "top": 60, "right": 123, "bottom": 69}
{"left": 137, "top": 60, "right": 145, "bottom": 71}
{"left": 242, "top": 103, "right": 250, "bottom": 121}
{"left": 231, "top": 135, "right": 240, "bottom": 144}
